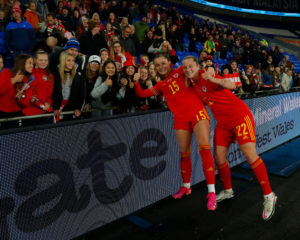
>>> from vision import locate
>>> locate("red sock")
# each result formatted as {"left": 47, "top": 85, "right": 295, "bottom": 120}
{"left": 198, "top": 145, "right": 215, "bottom": 185}
{"left": 250, "top": 157, "right": 272, "bottom": 195}
{"left": 216, "top": 161, "right": 232, "bottom": 190}
{"left": 180, "top": 152, "right": 192, "bottom": 184}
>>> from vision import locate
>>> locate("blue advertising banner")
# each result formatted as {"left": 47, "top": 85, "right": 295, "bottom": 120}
{"left": 0, "top": 92, "right": 299, "bottom": 239}
{"left": 202, "top": 0, "right": 299, "bottom": 13}
{"left": 189, "top": 0, "right": 300, "bottom": 17}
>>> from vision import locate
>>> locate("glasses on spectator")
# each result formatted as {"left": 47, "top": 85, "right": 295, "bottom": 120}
{"left": 114, "top": 45, "right": 121, "bottom": 48}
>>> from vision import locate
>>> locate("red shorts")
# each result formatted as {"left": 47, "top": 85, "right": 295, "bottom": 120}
{"left": 174, "top": 106, "right": 210, "bottom": 132}
{"left": 214, "top": 113, "right": 256, "bottom": 147}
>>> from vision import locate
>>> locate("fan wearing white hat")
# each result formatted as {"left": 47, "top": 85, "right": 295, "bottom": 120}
{"left": 83, "top": 55, "right": 102, "bottom": 112}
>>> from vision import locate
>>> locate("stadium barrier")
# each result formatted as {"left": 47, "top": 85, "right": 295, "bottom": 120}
{"left": 0, "top": 92, "right": 299, "bottom": 240}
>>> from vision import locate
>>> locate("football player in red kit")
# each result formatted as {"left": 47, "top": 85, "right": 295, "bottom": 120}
{"left": 134, "top": 54, "right": 217, "bottom": 211}
{"left": 182, "top": 55, "right": 277, "bottom": 220}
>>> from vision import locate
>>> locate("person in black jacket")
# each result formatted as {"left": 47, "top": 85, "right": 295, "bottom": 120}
{"left": 52, "top": 51, "right": 84, "bottom": 121}
{"left": 78, "top": 20, "right": 108, "bottom": 56}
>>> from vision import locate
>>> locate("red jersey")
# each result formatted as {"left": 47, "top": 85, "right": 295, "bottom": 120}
{"left": 0, "top": 69, "right": 21, "bottom": 113}
{"left": 134, "top": 67, "right": 205, "bottom": 119}
{"left": 19, "top": 68, "right": 54, "bottom": 116}
{"left": 192, "top": 70, "right": 251, "bottom": 129}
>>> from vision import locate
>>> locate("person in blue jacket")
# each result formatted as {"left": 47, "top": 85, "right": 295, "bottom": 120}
{"left": 4, "top": 4, "right": 36, "bottom": 61}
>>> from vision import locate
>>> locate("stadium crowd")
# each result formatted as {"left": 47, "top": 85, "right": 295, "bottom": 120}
{"left": 0, "top": 0, "right": 299, "bottom": 128}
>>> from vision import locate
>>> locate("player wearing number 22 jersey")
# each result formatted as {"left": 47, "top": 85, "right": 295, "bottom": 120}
{"left": 192, "top": 69, "right": 256, "bottom": 146}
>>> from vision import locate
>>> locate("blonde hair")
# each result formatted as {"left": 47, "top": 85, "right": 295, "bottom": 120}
{"left": 59, "top": 51, "right": 76, "bottom": 87}
{"left": 110, "top": 41, "right": 125, "bottom": 62}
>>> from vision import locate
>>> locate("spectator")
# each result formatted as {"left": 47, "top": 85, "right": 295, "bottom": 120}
{"left": 82, "top": 55, "right": 101, "bottom": 112}
{"left": 141, "top": 30, "right": 153, "bottom": 54}
{"left": 240, "top": 64, "right": 258, "bottom": 95}
{"left": 119, "top": 25, "right": 137, "bottom": 58}
{"left": 72, "top": 8, "right": 81, "bottom": 36}
{"left": 242, "top": 41, "right": 251, "bottom": 65}
{"left": 119, "top": 0, "right": 130, "bottom": 19}
{"left": 188, "top": 26, "right": 197, "bottom": 52}
{"left": 212, "top": 34, "right": 221, "bottom": 60}
{"left": 49, "top": 37, "right": 86, "bottom": 74}
{"left": 273, "top": 66, "right": 281, "bottom": 88}
{"left": 45, "top": 13, "right": 66, "bottom": 37}
{"left": 19, "top": 51, "right": 53, "bottom": 117}
{"left": 77, "top": 16, "right": 88, "bottom": 37}
{"left": 139, "top": 54, "right": 149, "bottom": 66}
{"left": 5, "top": 5, "right": 36, "bottom": 61}
{"left": 204, "top": 35, "right": 215, "bottom": 55}
{"left": 134, "top": 16, "right": 149, "bottom": 43}
{"left": 106, "top": 12, "right": 120, "bottom": 34}
{"left": 0, "top": 9, "right": 8, "bottom": 31}
{"left": 147, "top": 28, "right": 164, "bottom": 60}
{"left": 281, "top": 68, "right": 293, "bottom": 92}
{"left": 0, "top": 54, "right": 34, "bottom": 122}
{"left": 104, "top": 22, "right": 115, "bottom": 45}
{"left": 0, "top": 0, "right": 11, "bottom": 19}
{"left": 221, "top": 64, "right": 231, "bottom": 75}
{"left": 99, "top": 48, "right": 109, "bottom": 70}
{"left": 90, "top": 60, "right": 125, "bottom": 116}
{"left": 278, "top": 55, "right": 288, "bottom": 69}
{"left": 129, "top": 25, "right": 140, "bottom": 57}
{"left": 262, "top": 55, "right": 275, "bottom": 70}
{"left": 36, "top": 0, "right": 49, "bottom": 22}
{"left": 128, "top": 2, "right": 138, "bottom": 24}
{"left": 57, "top": 6, "right": 75, "bottom": 32}
{"left": 120, "top": 16, "right": 129, "bottom": 30}
{"left": 198, "top": 50, "right": 208, "bottom": 68}
{"left": 91, "top": 12, "right": 103, "bottom": 31}
{"left": 148, "top": 61, "right": 160, "bottom": 86}
{"left": 79, "top": 20, "right": 108, "bottom": 56}
{"left": 261, "top": 64, "right": 275, "bottom": 90}
{"left": 120, "top": 59, "right": 137, "bottom": 112}
{"left": 24, "top": 0, "right": 39, "bottom": 30}
{"left": 220, "top": 33, "right": 230, "bottom": 59}
{"left": 231, "top": 39, "right": 243, "bottom": 63}
{"left": 52, "top": 51, "right": 84, "bottom": 121}
{"left": 110, "top": 41, "right": 133, "bottom": 67}
{"left": 158, "top": 40, "right": 179, "bottom": 65}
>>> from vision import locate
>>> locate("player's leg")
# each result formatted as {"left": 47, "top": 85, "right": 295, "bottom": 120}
{"left": 214, "top": 126, "right": 235, "bottom": 202}
{"left": 193, "top": 118, "right": 217, "bottom": 210}
{"left": 172, "top": 129, "right": 193, "bottom": 199}
{"left": 237, "top": 114, "right": 277, "bottom": 220}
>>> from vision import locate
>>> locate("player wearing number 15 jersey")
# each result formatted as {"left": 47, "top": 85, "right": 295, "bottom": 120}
{"left": 182, "top": 55, "right": 277, "bottom": 221}
{"left": 134, "top": 55, "right": 217, "bottom": 211}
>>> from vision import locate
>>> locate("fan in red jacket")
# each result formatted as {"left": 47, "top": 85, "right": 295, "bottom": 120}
{"left": 0, "top": 54, "right": 34, "bottom": 119}
{"left": 19, "top": 51, "right": 53, "bottom": 116}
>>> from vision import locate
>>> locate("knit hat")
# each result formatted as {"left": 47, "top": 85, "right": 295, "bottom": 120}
{"left": 88, "top": 55, "right": 101, "bottom": 64}
{"left": 64, "top": 37, "right": 80, "bottom": 51}
{"left": 11, "top": 4, "right": 22, "bottom": 15}
{"left": 204, "top": 55, "right": 214, "bottom": 62}
{"left": 122, "top": 59, "right": 136, "bottom": 69}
